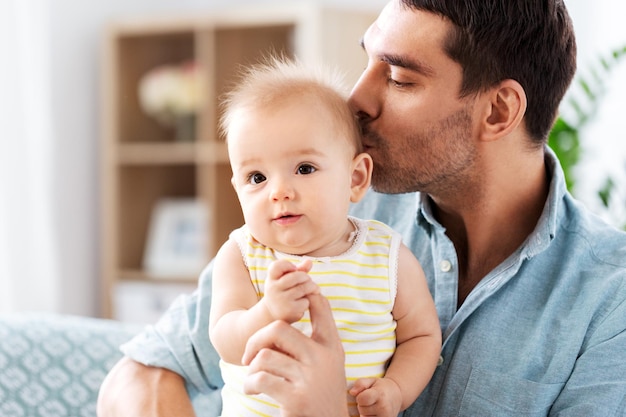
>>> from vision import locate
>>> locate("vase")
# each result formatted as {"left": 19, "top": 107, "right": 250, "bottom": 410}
{"left": 175, "top": 114, "right": 196, "bottom": 142}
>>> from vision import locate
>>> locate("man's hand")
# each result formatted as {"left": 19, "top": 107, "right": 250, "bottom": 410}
{"left": 242, "top": 293, "right": 349, "bottom": 417}
{"left": 97, "top": 357, "right": 195, "bottom": 417}
{"left": 262, "top": 259, "right": 318, "bottom": 324}
{"left": 349, "top": 377, "right": 403, "bottom": 417}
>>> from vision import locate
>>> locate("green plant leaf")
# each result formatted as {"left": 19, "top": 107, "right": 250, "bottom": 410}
{"left": 597, "top": 177, "right": 614, "bottom": 208}
{"left": 548, "top": 43, "right": 626, "bottom": 229}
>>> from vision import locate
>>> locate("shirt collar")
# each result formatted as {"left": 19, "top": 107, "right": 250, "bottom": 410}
{"left": 416, "top": 146, "right": 566, "bottom": 258}
{"left": 522, "top": 146, "right": 564, "bottom": 258}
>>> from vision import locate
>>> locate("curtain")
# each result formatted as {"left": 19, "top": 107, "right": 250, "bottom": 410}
{"left": 0, "top": 0, "right": 59, "bottom": 312}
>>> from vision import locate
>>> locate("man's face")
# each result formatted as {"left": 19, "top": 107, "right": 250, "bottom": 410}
{"left": 349, "top": 1, "right": 478, "bottom": 195}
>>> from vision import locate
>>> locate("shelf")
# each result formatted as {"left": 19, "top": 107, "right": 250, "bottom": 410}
{"left": 116, "top": 142, "right": 229, "bottom": 165}
{"left": 117, "top": 268, "right": 199, "bottom": 284}
{"left": 100, "top": 3, "right": 378, "bottom": 320}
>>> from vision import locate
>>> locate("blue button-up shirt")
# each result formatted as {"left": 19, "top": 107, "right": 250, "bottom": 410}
{"left": 122, "top": 148, "right": 626, "bottom": 416}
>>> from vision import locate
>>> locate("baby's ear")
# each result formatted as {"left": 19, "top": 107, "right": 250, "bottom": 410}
{"left": 350, "top": 153, "right": 373, "bottom": 203}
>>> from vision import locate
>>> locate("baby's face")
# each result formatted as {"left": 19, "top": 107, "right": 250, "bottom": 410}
{"left": 227, "top": 100, "right": 358, "bottom": 257}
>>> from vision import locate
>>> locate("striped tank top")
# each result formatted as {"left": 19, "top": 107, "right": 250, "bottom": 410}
{"left": 219, "top": 216, "right": 400, "bottom": 417}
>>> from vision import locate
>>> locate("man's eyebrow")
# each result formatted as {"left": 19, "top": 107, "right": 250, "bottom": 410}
{"left": 382, "top": 54, "right": 435, "bottom": 77}
{"left": 359, "top": 38, "right": 435, "bottom": 77}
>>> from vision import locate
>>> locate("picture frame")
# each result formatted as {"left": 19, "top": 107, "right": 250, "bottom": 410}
{"left": 143, "top": 198, "right": 209, "bottom": 278}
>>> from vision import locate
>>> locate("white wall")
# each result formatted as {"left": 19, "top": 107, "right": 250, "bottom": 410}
{"left": 2, "top": 0, "right": 624, "bottom": 317}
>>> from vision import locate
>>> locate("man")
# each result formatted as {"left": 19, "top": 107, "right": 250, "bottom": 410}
{"left": 98, "top": 0, "right": 626, "bottom": 416}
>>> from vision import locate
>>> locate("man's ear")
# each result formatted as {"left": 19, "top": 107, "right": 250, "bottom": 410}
{"left": 481, "top": 79, "right": 527, "bottom": 141}
{"left": 350, "top": 152, "right": 373, "bottom": 203}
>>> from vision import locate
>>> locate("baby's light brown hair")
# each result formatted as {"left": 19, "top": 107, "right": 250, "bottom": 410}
{"left": 219, "top": 57, "right": 362, "bottom": 155}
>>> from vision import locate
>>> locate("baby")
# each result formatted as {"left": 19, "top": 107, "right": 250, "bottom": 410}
{"left": 209, "top": 57, "right": 441, "bottom": 417}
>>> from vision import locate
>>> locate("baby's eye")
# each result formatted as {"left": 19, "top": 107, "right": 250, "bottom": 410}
{"left": 297, "top": 164, "right": 316, "bottom": 175}
{"left": 248, "top": 172, "right": 266, "bottom": 185}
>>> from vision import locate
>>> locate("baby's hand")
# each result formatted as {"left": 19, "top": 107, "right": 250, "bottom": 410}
{"left": 262, "top": 259, "right": 319, "bottom": 323}
{"left": 349, "top": 377, "right": 402, "bottom": 417}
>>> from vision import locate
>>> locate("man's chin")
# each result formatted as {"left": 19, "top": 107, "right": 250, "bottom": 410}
{"left": 371, "top": 174, "right": 418, "bottom": 195}
{"left": 371, "top": 178, "right": 398, "bottom": 194}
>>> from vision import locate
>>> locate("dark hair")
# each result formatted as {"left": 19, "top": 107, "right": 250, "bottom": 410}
{"left": 402, "top": 0, "right": 576, "bottom": 145}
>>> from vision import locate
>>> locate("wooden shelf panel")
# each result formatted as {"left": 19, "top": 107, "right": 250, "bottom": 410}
{"left": 116, "top": 165, "right": 197, "bottom": 271}
{"left": 115, "top": 32, "right": 196, "bottom": 144}
{"left": 117, "top": 268, "right": 199, "bottom": 284}
{"left": 116, "top": 142, "right": 229, "bottom": 165}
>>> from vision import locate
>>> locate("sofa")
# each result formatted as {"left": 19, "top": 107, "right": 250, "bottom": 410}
{"left": 0, "top": 313, "right": 142, "bottom": 417}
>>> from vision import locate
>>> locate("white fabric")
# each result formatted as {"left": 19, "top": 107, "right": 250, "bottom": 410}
{"left": 0, "top": 0, "right": 58, "bottom": 312}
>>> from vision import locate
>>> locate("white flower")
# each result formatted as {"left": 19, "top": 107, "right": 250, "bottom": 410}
{"left": 138, "top": 61, "right": 204, "bottom": 126}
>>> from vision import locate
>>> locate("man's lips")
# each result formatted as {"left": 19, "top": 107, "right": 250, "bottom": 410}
{"left": 360, "top": 127, "right": 377, "bottom": 151}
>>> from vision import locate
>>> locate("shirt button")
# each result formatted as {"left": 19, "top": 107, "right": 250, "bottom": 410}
{"left": 440, "top": 260, "right": 452, "bottom": 272}
{"left": 437, "top": 355, "right": 444, "bottom": 366}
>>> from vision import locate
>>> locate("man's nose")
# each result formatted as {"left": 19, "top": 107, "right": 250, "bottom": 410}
{"left": 348, "top": 64, "right": 381, "bottom": 121}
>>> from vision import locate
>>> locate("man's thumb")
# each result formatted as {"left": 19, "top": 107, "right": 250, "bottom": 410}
{"left": 308, "top": 293, "right": 342, "bottom": 350}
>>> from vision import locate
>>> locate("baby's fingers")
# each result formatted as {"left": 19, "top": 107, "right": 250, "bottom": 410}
{"left": 268, "top": 259, "right": 297, "bottom": 281}
{"left": 295, "top": 258, "right": 313, "bottom": 273}
{"left": 349, "top": 377, "right": 376, "bottom": 397}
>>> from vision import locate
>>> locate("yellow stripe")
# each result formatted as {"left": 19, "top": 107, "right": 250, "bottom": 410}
{"left": 341, "top": 335, "right": 395, "bottom": 343}
{"left": 299, "top": 318, "right": 390, "bottom": 327}
{"left": 345, "top": 348, "right": 395, "bottom": 355}
{"left": 370, "top": 233, "right": 392, "bottom": 239}
{"left": 248, "top": 265, "right": 269, "bottom": 272}
{"left": 249, "top": 267, "right": 389, "bottom": 280}
{"left": 252, "top": 248, "right": 393, "bottom": 258}
{"left": 255, "top": 279, "right": 390, "bottom": 289}
{"left": 242, "top": 402, "right": 276, "bottom": 417}
{"left": 331, "top": 307, "right": 391, "bottom": 316}
{"left": 364, "top": 241, "right": 391, "bottom": 248}
{"left": 326, "top": 295, "right": 389, "bottom": 305}
{"left": 247, "top": 240, "right": 274, "bottom": 250}
{"left": 246, "top": 251, "right": 389, "bottom": 263}
{"left": 318, "top": 282, "right": 389, "bottom": 292}
{"left": 311, "top": 270, "right": 388, "bottom": 280}
{"left": 247, "top": 254, "right": 275, "bottom": 261}
{"left": 260, "top": 294, "right": 390, "bottom": 303}
{"left": 327, "top": 259, "right": 389, "bottom": 268}
{"left": 346, "top": 371, "right": 385, "bottom": 381}
{"left": 337, "top": 325, "right": 396, "bottom": 335}
{"left": 248, "top": 395, "right": 280, "bottom": 410}
{"left": 345, "top": 361, "right": 390, "bottom": 368}
{"left": 357, "top": 250, "right": 390, "bottom": 258}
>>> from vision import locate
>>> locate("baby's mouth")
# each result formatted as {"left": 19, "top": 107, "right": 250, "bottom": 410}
{"left": 273, "top": 213, "right": 302, "bottom": 224}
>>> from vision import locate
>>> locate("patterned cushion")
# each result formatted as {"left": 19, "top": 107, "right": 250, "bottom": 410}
{"left": 0, "top": 313, "right": 141, "bottom": 417}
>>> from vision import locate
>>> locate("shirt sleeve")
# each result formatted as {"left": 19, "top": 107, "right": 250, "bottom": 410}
{"left": 549, "top": 280, "right": 626, "bottom": 416}
{"left": 120, "top": 260, "right": 223, "bottom": 416}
